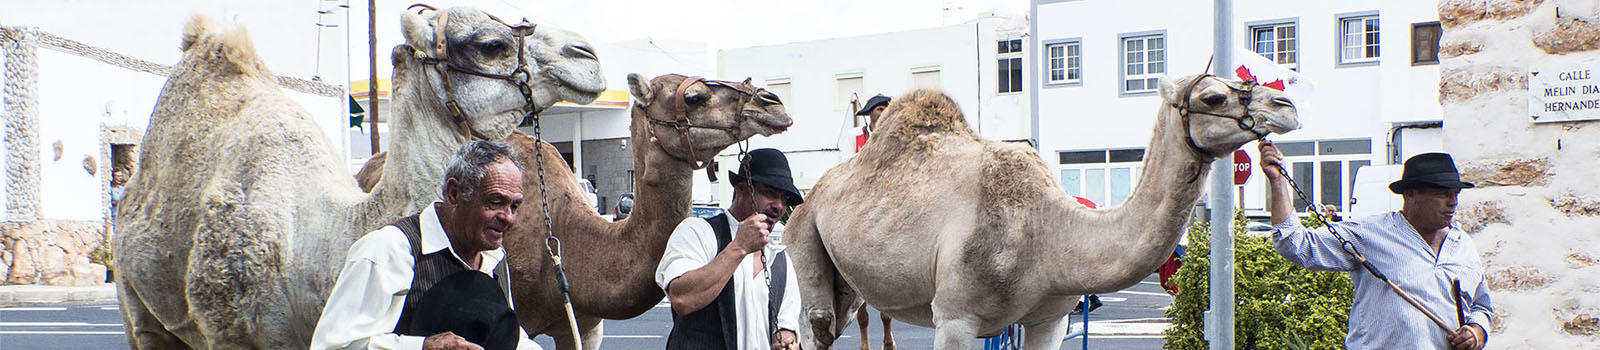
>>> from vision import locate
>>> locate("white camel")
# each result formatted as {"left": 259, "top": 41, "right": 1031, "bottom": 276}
{"left": 111, "top": 8, "right": 603, "bottom": 349}
{"left": 786, "top": 76, "right": 1301, "bottom": 350}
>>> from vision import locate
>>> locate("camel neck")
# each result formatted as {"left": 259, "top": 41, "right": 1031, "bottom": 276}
{"left": 1057, "top": 108, "right": 1212, "bottom": 292}
{"left": 620, "top": 111, "right": 696, "bottom": 242}
{"left": 368, "top": 60, "right": 462, "bottom": 217}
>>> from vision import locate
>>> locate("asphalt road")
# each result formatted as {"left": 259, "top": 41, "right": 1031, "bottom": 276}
{"left": 0, "top": 274, "right": 1172, "bottom": 349}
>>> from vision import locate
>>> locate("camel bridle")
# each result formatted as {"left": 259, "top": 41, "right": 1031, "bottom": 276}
{"left": 640, "top": 74, "right": 768, "bottom": 178}
{"left": 1172, "top": 75, "right": 1270, "bottom": 160}
{"left": 409, "top": 4, "right": 540, "bottom": 141}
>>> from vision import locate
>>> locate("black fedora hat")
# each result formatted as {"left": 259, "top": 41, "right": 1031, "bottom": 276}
{"left": 728, "top": 148, "right": 804, "bottom": 206}
{"left": 408, "top": 271, "right": 520, "bottom": 350}
{"left": 1389, "top": 152, "right": 1476, "bottom": 194}
{"left": 855, "top": 95, "right": 891, "bottom": 116}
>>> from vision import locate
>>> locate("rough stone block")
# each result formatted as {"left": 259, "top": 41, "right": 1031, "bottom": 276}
{"left": 1550, "top": 194, "right": 1600, "bottom": 216}
{"left": 1568, "top": 252, "right": 1597, "bottom": 268}
{"left": 1440, "top": 66, "right": 1528, "bottom": 103}
{"left": 1439, "top": 41, "right": 1483, "bottom": 58}
{"left": 1459, "top": 157, "right": 1551, "bottom": 187}
{"left": 0, "top": 220, "right": 109, "bottom": 285}
{"left": 1534, "top": 18, "right": 1600, "bottom": 55}
{"left": 1439, "top": 0, "right": 1544, "bottom": 29}
{"left": 1456, "top": 200, "right": 1509, "bottom": 234}
{"left": 1485, "top": 266, "right": 1554, "bottom": 291}
{"left": 1558, "top": 309, "right": 1600, "bottom": 336}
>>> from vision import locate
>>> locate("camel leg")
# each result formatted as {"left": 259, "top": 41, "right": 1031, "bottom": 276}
{"left": 580, "top": 318, "right": 604, "bottom": 350}
{"left": 115, "top": 281, "right": 191, "bottom": 349}
{"left": 786, "top": 206, "right": 858, "bottom": 349}
{"left": 881, "top": 313, "right": 896, "bottom": 350}
{"left": 1021, "top": 317, "right": 1069, "bottom": 350}
{"left": 930, "top": 316, "right": 978, "bottom": 350}
{"left": 857, "top": 305, "right": 871, "bottom": 350}
{"left": 547, "top": 315, "right": 603, "bottom": 350}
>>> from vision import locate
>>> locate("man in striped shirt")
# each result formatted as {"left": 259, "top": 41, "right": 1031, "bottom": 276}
{"left": 1260, "top": 142, "right": 1491, "bottom": 350}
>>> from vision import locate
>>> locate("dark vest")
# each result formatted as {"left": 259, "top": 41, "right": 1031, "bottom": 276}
{"left": 389, "top": 214, "right": 512, "bottom": 336}
{"left": 665, "top": 213, "right": 788, "bottom": 350}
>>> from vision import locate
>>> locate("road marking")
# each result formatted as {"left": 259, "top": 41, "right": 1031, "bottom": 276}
{"left": 0, "top": 307, "right": 67, "bottom": 311}
{"left": 603, "top": 335, "right": 661, "bottom": 339}
{"left": 100, "top": 306, "right": 120, "bottom": 311}
{"left": 0, "top": 331, "right": 124, "bottom": 335}
{"left": 1110, "top": 290, "right": 1171, "bottom": 297}
{"left": 1098, "top": 296, "right": 1128, "bottom": 302}
{"left": 0, "top": 322, "right": 124, "bottom": 327}
{"left": 1139, "top": 281, "right": 1161, "bottom": 286}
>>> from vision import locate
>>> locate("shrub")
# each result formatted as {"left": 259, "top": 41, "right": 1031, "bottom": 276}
{"left": 1163, "top": 211, "right": 1353, "bottom": 350}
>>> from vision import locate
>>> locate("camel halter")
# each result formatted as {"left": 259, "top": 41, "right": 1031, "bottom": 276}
{"left": 408, "top": 4, "right": 541, "bottom": 141}
{"left": 1172, "top": 74, "right": 1270, "bottom": 161}
{"left": 409, "top": 5, "right": 585, "bottom": 347}
{"left": 640, "top": 74, "right": 766, "bottom": 181}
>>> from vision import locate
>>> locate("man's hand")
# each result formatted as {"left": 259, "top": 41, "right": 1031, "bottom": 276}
{"left": 423, "top": 331, "right": 483, "bottom": 350}
{"left": 1449, "top": 323, "right": 1485, "bottom": 350}
{"left": 733, "top": 213, "right": 772, "bottom": 256}
{"left": 771, "top": 329, "right": 797, "bottom": 350}
{"left": 1258, "top": 140, "right": 1286, "bottom": 182}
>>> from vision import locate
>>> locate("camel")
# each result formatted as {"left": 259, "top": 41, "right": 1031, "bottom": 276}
{"left": 110, "top": 8, "right": 603, "bottom": 349}
{"left": 785, "top": 75, "right": 1301, "bottom": 350}
{"left": 351, "top": 73, "right": 792, "bottom": 349}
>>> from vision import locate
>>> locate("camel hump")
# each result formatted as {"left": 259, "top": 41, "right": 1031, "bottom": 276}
{"left": 179, "top": 15, "right": 269, "bottom": 78}
{"left": 879, "top": 89, "right": 973, "bottom": 137}
{"left": 979, "top": 143, "right": 1050, "bottom": 211}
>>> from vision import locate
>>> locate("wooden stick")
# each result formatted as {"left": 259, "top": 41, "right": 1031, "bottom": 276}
{"left": 1453, "top": 279, "right": 1466, "bottom": 327}
{"left": 1380, "top": 277, "right": 1452, "bottom": 332}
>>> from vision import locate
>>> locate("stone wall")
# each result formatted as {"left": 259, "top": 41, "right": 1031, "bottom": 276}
{"left": 1438, "top": 0, "right": 1600, "bottom": 346}
{"left": 0, "top": 220, "right": 107, "bottom": 286}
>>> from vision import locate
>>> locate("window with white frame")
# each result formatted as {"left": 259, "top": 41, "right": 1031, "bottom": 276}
{"left": 1059, "top": 149, "right": 1144, "bottom": 206}
{"left": 1046, "top": 41, "right": 1082, "bottom": 84}
{"left": 998, "top": 39, "right": 1023, "bottom": 93}
{"left": 1121, "top": 34, "right": 1165, "bottom": 94}
{"left": 1266, "top": 139, "right": 1373, "bottom": 212}
{"left": 1340, "top": 15, "right": 1380, "bottom": 64}
{"left": 911, "top": 68, "right": 941, "bottom": 89}
{"left": 835, "top": 74, "right": 862, "bottom": 110}
{"left": 1250, "top": 22, "right": 1297, "bottom": 70}
{"left": 765, "top": 78, "right": 791, "bottom": 105}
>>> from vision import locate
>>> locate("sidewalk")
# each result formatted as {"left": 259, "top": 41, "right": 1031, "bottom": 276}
{"left": 0, "top": 283, "right": 117, "bottom": 306}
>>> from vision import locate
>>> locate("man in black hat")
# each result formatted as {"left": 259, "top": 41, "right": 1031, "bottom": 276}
{"left": 1260, "top": 142, "right": 1492, "bottom": 350}
{"left": 656, "top": 148, "right": 803, "bottom": 350}
{"left": 856, "top": 94, "right": 891, "bottom": 139}
{"left": 312, "top": 141, "right": 539, "bottom": 350}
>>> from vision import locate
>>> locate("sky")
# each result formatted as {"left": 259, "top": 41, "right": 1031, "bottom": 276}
{"left": 347, "top": 0, "right": 1029, "bottom": 79}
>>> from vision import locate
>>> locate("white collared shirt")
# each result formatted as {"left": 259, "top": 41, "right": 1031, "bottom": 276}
{"left": 656, "top": 213, "right": 802, "bottom": 350}
{"left": 310, "top": 203, "right": 540, "bottom": 350}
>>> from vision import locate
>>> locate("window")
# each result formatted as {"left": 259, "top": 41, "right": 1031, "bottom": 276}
{"left": 1059, "top": 148, "right": 1145, "bottom": 206}
{"left": 1339, "top": 14, "right": 1380, "bottom": 64}
{"left": 1411, "top": 22, "right": 1441, "bottom": 65}
{"left": 1120, "top": 33, "right": 1165, "bottom": 94}
{"left": 911, "top": 68, "right": 941, "bottom": 89}
{"left": 835, "top": 74, "right": 862, "bottom": 110}
{"left": 1272, "top": 139, "right": 1374, "bottom": 212}
{"left": 998, "top": 39, "right": 1023, "bottom": 93}
{"left": 1045, "top": 40, "right": 1082, "bottom": 85}
{"left": 766, "top": 78, "right": 791, "bottom": 106}
{"left": 1250, "top": 22, "right": 1297, "bottom": 70}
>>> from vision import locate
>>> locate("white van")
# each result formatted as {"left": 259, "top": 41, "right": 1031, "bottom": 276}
{"left": 576, "top": 179, "right": 599, "bottom": 214}
{"left": 1349, "top": 165, "right": 1403, "bottom": 218}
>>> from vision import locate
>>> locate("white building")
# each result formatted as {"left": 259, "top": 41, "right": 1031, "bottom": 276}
{"left": 715, "top": 13, "right": 1031, "bottom": 203}
{"left": 1031, "top": 0, "right": 1445, "bottom": 215}
{"left": 1, "top": 0, "right": 348, "bottom": 285}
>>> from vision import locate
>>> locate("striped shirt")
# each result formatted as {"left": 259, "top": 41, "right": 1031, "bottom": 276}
{"left": 1272, "top": 211, "right": 1493, "bottom": 350}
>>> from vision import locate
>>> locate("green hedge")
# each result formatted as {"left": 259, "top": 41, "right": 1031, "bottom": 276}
{"left": 1163, "top": 211, "right": 1353, "bottom": 350}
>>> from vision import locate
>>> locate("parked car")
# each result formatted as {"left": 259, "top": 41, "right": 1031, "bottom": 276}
{"left": 613, "top": 192, "right": 634, "bottom": 221}
{"left": 690, "top": 203, "right": 725, "bottom": 220}
{"left": 576, "top": 179, "right": 599, "bottom": 214}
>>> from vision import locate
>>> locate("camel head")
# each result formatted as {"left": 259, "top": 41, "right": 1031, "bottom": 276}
{"left": 1158, "top": 74, "right": 1301, "bottom": 158}
{"left": 627, "top": 73, "right": 792, "bottom": 165}
{"left": 396, "top": 6, "right": 572, "bottom": 141}
{"left": 523, "top": 26, "right": 606, "bottom": 109}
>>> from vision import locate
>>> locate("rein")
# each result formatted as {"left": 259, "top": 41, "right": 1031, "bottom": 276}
{"left": 1172, "top": 74, "right": 1267, "bottom": 161}
{"left": 640, "top": 74, "right": 765, "bottom": 181}
{"left": 408, "top": 4, "right": 540, "bottom": 141}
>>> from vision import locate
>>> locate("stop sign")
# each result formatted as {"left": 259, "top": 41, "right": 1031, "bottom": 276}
{"left": 1233, "top": 150, "right": 1252, "bottom": 185}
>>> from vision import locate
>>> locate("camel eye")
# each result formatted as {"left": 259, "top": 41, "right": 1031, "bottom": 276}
{"left": 758, "top": 91, "right": 781, "bottom": 104}
{"left": 1199, "top": 92, "right": 1227, "bottom": 107}
{"left": 1272, "top": 96, "right": 1295, "bottom": 108}
{"left": 476, "top": 39, "right": 510, "bottom": 55}
{"left": 684, "top": 92, "right": 709, "bottom": 106}
{"left": 566, "top": 44, "right": 597, "bottom": 59}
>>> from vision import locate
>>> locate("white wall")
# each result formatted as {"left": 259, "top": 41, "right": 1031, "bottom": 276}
{"left": 1034, "top": 0, "right": 1442, "bottom": 213}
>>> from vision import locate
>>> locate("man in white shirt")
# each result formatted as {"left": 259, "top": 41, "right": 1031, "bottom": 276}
{"left": 311, "top": 141, "right": 541, "bottom": 350}
{"left": 656, "top": 148, "right": 803, "bottom": 350}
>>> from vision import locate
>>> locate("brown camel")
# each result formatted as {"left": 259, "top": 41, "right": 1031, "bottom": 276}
{"left": 786, "top": 76, "right": 1301, "bottom": 350}
{"left": 110, "top": 8, "right": 603, "bottom": 349}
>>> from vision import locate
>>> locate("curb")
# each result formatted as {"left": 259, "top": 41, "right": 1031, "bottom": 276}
{"left": 0, "top": 283, "right": 117, "bottom": 306}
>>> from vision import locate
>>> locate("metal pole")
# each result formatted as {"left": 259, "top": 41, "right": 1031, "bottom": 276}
{"left": 367, "top": 0, "right": 380, "bottom": 154}
{"left": 1207, "top": 0, "right": 1235, "bottom": 349}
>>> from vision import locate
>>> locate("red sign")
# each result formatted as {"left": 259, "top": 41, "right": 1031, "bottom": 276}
{"left": 1233, "top": 150, "right": 1252, "bottom": 185}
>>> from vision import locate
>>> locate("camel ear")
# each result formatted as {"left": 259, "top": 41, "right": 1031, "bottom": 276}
{"left": 181, "top": 15, "right": 215, "bottom": 52}
{"left": 628, "top": 73, "right": 654, "bottom": 105}
{"left": 400, "top": 11, "right": 436, "bottom": 57}
{"left": 1158, "top": 76, "right": 1183, "bottom": 105}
